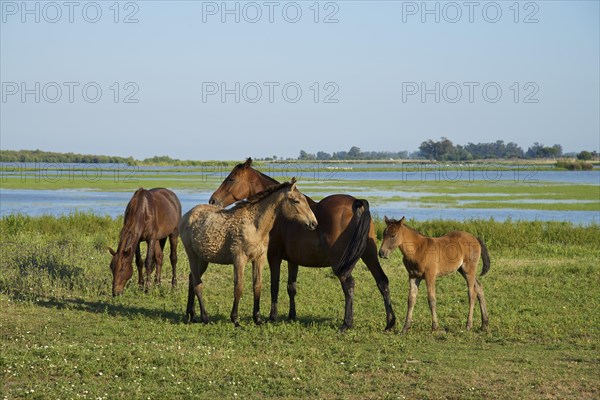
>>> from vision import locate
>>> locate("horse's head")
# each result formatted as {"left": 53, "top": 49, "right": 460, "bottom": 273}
{"left": 209, "top": 158, "right": 255, "bottom": 207}
{"left": 280, "top": 179, "right": 318, "bottom": 231}
{"left": 108, "top": 245, "right": 134, "bottom": 296}
{"left": 378, "top": 216, "right": 405, "bottom": 259}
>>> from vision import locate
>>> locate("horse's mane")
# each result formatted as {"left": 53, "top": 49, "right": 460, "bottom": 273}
{"left": 119, "top": 188, "right": 146, "bottom": 249}
{"left": 235, "top": 158, "right": 280, "bottom": 186}
{"left": 232, "top": 181, "right": 293, "bottom": 210}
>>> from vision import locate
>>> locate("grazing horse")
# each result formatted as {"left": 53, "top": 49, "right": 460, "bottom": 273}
{"left": 179, "top": 179, "right": 318, "bottom": 327}
{"left": 109, "top": 188, "right": 181, "bottom": 296}
{"left": 208, "top": 158, "right": 396, "bottom": 331}
{"left": 378, "top": 216, "right": 490, "bottom": 332}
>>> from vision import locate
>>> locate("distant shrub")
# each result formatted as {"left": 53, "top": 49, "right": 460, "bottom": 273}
{"left": 555, "top": 161, "right": 593, "bottom": 170}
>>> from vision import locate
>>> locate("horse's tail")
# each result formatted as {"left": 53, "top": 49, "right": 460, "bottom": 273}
{"left": 477, "top": 237, "right": 491, "bottom": 277}
{"left": 335, "top": 199, "right": 372, "bottom": 279}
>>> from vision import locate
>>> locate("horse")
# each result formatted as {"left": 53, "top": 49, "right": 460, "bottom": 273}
{"left": 108, "top": 188, "right": 181, "bottom": 296}
{"left": 378, "top": 216, "right": 490, "bottom": 333}
{"left": 208, "top": 158, "right": 396, "bottom": 331}
{"left": 179, "top": 179, "right": 318, "bottom": 327}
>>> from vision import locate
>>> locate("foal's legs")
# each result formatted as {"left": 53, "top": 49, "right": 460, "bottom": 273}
{"left": 459, "top": 265, "right": 477, "bottom": 330}
{"left": 362, "top": 236, "right": 396, "bottom": 330}
{"left": 187, "top": 253, "right": 209, "bottom": 323}
{"left": 231, "top": 256, "right": 248, "bottom": 327}
{"left": 169, "top": 232, "right": 178, "bottom": 287}
{"left": 424, "top": 275, "right": 439, "bottom": 331}
{"left": 475, "top": 278, "right": 489, "bottom": 330}
{"left": 252, "top": 256, "right": 265, "bottom": 325}
{"left": 402, "top": 277, "right": 421, "bottom": 333}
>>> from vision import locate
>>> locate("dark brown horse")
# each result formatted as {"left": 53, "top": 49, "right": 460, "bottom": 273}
{"left": 109, "top": 188, "right": 181, "bottom": 296}
{"left": 209, "top": 158, "right": 396, "bottom": 330}
{"left": 379, "top": 216, "right": 490, "bottom": 332}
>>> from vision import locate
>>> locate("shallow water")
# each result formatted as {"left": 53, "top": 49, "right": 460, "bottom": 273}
{"left": 1, "top": 188, "right": 598, "bottom": 225}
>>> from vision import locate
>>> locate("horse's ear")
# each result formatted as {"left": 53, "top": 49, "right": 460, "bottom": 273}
{"left": 123, "top": 246, "right": 132, "bottom": 256}
{"left": 400, "top": 216, "right": 405, "bottom": 224}
{"left": 108, "top": 247, "right": 116, "bottom": 256}
{"left": 243, "top": 158, "right": 253, "bottom": 168}
{"left": 290, "top": 177, "right": 298, "bottom": 190}
{"left": 384, "top": 216, "right": 391, "bottom": 225}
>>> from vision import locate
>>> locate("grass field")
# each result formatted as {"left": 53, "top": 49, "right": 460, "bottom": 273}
{"left": 1, "top": 214, "right": 599, "bottom": 399}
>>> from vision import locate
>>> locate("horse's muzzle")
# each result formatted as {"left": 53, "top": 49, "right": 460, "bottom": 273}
{"left": 307, "top": 221, "right": 318, "bottom": 231}
{"left": 378, "top": 249, "right": 389, "bottom": 259}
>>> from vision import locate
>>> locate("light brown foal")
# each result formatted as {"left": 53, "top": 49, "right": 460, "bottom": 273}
{"left": 379, "top": 217, "right": 490, "bottom": 333}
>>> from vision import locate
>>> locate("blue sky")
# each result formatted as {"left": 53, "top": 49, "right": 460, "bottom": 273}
{"left": 1, "top": 1, "right": 599, "bottom": 160}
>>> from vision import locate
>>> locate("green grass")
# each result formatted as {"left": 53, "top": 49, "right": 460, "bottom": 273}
{"left": 1, "top": 215, "right": 599, "bottom": 399}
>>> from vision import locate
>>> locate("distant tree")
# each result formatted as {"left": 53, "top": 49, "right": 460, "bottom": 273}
{"left": 419, "top": 137, "right": 455, "bottom": 161}
{"left": 348, "top": 146, "right": 362, "bottom": 159}
{"left": 316, "top": 151, "right": 332, "bottom": 160}
{"left": 299, "top": 150, "right": 316, "bottom": 160}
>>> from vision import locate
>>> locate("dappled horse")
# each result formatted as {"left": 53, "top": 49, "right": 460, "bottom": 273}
{"left": 109, "top": 188, "right": 181, "bottom": 296}
{"left": 378, "top": 216, "right": 490, "bottom": 332}
{"left": 209, "top": 158, "right": 396, "bottom": 330}
{"left": 180, "top": 179, "right": 318, "bottom": 327}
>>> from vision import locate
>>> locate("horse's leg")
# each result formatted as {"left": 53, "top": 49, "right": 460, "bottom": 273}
{"left": 231, "top": 256, "right": 248, "bottom": 327}
{"left": 169, "top": 233, "right": 178, "bottom": 287}
{"left": 154, "top": 238, "right": 166, "bottom": 286}
{"left": 402, "top": 277, "right": 421, "bottom": 333}
{"left": 135, "top": 243, "right": 144, "bottom": 288}
{"left": 459, "top": 265, "right": 477, "bottom": 330}
{"left": 362, "top": 238, "right": 396, "bottom": 330}
{"left": 252, "top": 256, "right": 265, "bottom": 325}
{"left": 186, "top": 273, "right": 196, "bottom": 322}
{"left": 187, "top": 253, "right": 209, "bottom": 324}
{"left": 287, "top": 262, "right": 299, "bottom": 321}
{"left": 337, "top": 273, "right": 355, "bottom": 331}
{"left": 143, "top": 239, "right": 156, "bottom": 292}
{"left": 267, "top": 251, "right": 282, "bottom": 322}
{"left": 475, "top": 278, "right": 489, "bottom": 330}
{"left": 424, "top": 275, "right": 439, "bottom": 331}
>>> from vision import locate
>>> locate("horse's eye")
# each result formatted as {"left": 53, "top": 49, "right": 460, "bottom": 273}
{"left": 292, "top": 199, "right": 301, "bottom": 204}
{"left": 228, "top": 178, "right": 235, "bottom": 182}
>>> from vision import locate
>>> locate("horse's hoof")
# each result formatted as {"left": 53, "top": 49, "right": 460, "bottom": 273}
{"left": 254, "top": 317, "right": 263, "bottom": 326}
{"left": 385, "top": 316, "right": 397, "bottom": 331}
{"left": 339, "top": 322, "right": 352, "bottom": 332}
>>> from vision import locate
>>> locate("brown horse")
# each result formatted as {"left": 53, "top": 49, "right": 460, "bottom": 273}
{"left": 109, "top": 188, "right": 181, "bottom": 296}
{"left": 378, "top": 216, "right": 490, "bottom": 332}
{"left": 209, "top": 158, "right": 396, "bottom": 331}
{"left": 180, "top": 179, "right": 318, "bottom": 327}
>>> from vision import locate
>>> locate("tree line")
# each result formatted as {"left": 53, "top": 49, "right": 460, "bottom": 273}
{"left": 299, "top": 138, "right": 598, "bottom": 161}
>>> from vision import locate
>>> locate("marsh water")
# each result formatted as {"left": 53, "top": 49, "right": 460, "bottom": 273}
{"left": 1, "top": 164, "right": 598, "bottom": 224}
